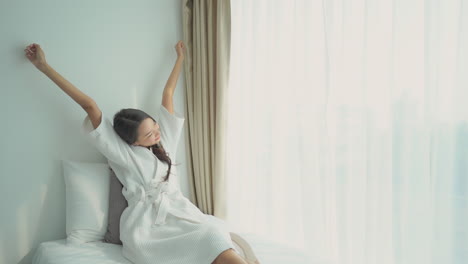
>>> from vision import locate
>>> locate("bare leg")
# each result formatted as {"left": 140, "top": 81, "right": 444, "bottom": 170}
{"left": 212, "top": 249, "right": 248, "bottom": 264}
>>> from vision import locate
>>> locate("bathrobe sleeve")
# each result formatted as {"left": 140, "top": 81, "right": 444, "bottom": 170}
{"left": 158, "top": 104, "right": 185, "bottom": 159}
{"left": 81, "top": 112, "right": 130, "bottom": 167}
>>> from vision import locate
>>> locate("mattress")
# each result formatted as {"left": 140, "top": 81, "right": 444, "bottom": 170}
{"left": 32, "top": 233, "right": 326, "bottom": 264}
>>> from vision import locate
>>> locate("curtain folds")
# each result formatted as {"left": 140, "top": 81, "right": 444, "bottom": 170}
{"left": 226, "top": 1, "right": 468, "bottom": 264}
{"left": 182, "top": 0, "right": 231, "bottom": 218}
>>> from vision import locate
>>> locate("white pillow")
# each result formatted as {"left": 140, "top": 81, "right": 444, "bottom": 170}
{"left": 62, "top": 160, "right": 110, "bottom": 245}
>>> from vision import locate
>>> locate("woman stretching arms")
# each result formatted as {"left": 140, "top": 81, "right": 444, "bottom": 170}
{"left": 24, "top": 42, "right": 257, "bottom": 264}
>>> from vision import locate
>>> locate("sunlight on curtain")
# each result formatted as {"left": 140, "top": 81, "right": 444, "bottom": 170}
{"left": 225, "top": 0, "right": 468, "bottom": 264}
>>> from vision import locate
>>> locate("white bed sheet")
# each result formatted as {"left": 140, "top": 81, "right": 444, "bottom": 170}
{"left": 32, "top": 233, "right": 327, "bottom": 264}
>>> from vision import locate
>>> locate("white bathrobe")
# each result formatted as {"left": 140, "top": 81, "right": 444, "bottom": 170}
{"left": 81, "top": 104, "right": 234, "bottom": 264}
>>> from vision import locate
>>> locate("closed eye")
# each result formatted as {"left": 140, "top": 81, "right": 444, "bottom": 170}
{"left": 146, "top": 122, "right": 158, "bottom": 138}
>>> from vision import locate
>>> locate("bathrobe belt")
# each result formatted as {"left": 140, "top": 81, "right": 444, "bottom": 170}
{"left": 131, "top": 181, "right": 204, "bottom": 226}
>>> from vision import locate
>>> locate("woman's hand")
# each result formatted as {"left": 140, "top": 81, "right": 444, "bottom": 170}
{"left": 175, "top": 41, "right": 185, "bottom": 59}
{"left": 24, "top": 43, "right": 48, "bottom": 71}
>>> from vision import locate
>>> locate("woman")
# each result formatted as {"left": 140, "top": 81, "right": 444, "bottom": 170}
{"left": 24, "top": 42, "right": 257, "bottom": 264}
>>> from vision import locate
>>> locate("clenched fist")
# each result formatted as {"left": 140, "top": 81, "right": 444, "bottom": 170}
{"left": 25, "top": 43, "right": 48, "bottom": 71}
{"left": 175, "top": 41, "right": 185, "bottom": 58}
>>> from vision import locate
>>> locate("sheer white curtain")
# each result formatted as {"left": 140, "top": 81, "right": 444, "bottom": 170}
{"left": 225, "top": 0, "right": 468, "bottom": 264}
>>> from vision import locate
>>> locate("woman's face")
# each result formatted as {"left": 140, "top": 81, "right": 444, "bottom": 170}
{"left": 133, "top": 118, "right": 161, "bottom": 147}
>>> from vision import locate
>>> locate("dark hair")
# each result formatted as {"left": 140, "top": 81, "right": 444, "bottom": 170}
{"left": 113, "top": 108, "right": 173, "bottom": 181}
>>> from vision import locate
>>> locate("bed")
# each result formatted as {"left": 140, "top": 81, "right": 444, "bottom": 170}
{"left": 32, "top": 232, "right": 321, "bottom": 264}
{"left": 39, "top": 160, "right": 324, "bottom": 264}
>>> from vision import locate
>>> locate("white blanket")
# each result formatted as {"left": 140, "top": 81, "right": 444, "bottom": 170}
{"left": 32, "top": 233, "right": 320, "bottom": 264}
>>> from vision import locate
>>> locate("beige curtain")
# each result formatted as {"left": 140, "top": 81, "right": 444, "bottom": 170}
{"left": 181, "top": 0, "right": 231, "bottom": 219}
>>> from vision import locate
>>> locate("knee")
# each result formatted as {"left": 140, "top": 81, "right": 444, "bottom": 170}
{"left": 212, "top": 248, "right": 238, "bottom": 264}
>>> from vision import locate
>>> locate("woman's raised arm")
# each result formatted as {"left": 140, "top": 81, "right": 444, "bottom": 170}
{"left": 161, "top": 41, "right": 185, "bottom": 114}
{"left": 25, "top": 43, "right": 102, "bottom": 129}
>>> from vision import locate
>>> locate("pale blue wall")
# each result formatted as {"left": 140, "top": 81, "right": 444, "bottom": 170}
{"left": 0, "top": 1, "right": 190, "bottom": 263}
